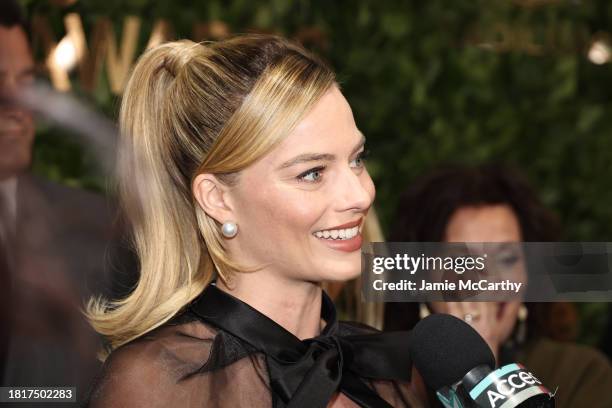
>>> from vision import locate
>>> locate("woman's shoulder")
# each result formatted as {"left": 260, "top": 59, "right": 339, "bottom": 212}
{"left": 520, "top": 337, "right": 610, "bottom": 372}
{"left": 86, "top": 316, "right": 222, "bottom": 407}
{"left": 519, "top": 338, "right": 612, "bottom": 408}
{"left": 86, "top": 312, "right": 274, "bottom": 407}
{"left": 112, "top": 313, "right": 221, "bottom": 367}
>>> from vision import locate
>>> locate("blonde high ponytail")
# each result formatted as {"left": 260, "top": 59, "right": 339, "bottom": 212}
{"left": 87, "top": 36, "right": 335, "bottom": 357}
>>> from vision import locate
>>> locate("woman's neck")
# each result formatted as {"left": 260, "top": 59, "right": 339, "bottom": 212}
{"left": 216, "top": 271, "right": 324, "bottom": 340}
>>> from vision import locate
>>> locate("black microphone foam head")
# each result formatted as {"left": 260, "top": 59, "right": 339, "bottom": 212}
{"left": 410, "top": 313, "right": 496, "bottom": 390}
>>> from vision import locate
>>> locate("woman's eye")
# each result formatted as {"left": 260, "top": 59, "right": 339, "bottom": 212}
{"left": 499, "top": 255, "right": 520, "bottom": 268}
{"left": 297, "top": 166, "right": 325, "bottom": 183}
{"left": 495, "top": 251, "right": 521, "bottom": 269}
{"left": 350, "top": 149, "right": 370, "bottom": 169}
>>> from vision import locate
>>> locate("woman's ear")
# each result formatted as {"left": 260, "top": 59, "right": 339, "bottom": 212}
{"left": 192, "top": 173, "right": 235, "bottom": 224}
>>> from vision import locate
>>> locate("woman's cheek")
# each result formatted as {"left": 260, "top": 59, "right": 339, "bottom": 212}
{"left": 264, "top": 190, "right": 316, "bottom": 233}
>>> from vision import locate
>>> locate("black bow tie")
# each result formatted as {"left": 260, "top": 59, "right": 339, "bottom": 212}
{"left": 190, "top": 284, "right": 412, "bottom": 408}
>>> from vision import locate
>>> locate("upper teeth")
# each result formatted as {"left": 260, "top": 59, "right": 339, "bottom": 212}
{"left": 314, "top": 226, "right": 359, "bottom": 240}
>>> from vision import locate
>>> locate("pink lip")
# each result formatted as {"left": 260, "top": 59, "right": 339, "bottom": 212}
{"left": 323, "top": 218, "right": 363, "bottom": 231}
{"left": 318, "top": 233, "right": 363, "bottom": 252}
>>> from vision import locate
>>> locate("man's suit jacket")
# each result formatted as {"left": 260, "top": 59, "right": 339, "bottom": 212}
{"left": 1, "top": 174, "right": 132, "bottom": 402}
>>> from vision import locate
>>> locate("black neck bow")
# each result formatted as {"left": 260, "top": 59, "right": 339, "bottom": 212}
{"left": 190, "top": 284, "right": 413, "bottom": 408}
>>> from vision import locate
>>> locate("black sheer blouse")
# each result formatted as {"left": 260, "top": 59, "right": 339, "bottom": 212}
{"left": 86, "top": 285, "right": 422, "bottom": 407}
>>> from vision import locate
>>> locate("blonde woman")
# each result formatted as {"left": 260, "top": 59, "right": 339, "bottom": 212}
{"left": 86, "top": 35, "right": 421, "bottom": 407}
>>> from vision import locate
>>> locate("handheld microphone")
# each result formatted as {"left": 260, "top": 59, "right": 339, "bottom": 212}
{"left": 409, "top": 314, "right": 555, "bottom": 408}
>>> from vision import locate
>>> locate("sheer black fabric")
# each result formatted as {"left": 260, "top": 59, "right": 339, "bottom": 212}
{"left": 86, "top": 285, "right": 422, "bottom": 407}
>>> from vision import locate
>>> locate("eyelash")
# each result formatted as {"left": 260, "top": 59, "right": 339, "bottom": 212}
{"left": 351, "top": 149, "right": 370, "bottom": 169}
{"left": 296, "top": 149, "right": 370, "bottom": 183}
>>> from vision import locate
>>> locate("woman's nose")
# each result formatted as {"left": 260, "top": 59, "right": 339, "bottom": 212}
{"left": 335, "top": 167, "right": 375, "bottom": 212}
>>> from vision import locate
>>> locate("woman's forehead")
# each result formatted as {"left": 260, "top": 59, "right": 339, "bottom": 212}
{"left": 269, "top": 90, "right": 361, "bottom": 159}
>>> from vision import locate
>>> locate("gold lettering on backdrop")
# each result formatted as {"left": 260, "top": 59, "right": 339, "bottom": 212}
{"left": 513, "top": 0, "right": 561, "bottom": 8}
{"left": 77, "top": 16, "right": 141, "bottom": 94}
{"left": 78, "top": 17, "right": 107, "bottom": 92}
{"left": 64, "top": 13, "right": 87, "bottom": 64}
{"left": 146, "top": 19, "right": 173, "bottom": 50}
{"left": 31, "top": 15, "right": 70, "bottom": 91}
{"left": 491, "top": 23, "right": 514, "bottom": 52}
{"left": 32, "top": 14, "right": 145, "bottom": 94}
{"left": 192, "top": 21, "right": 230, "bottom": 41}
{"left": 514, "top": 26, "right": 542, "bottom": 55}
{"left": 465, "top": 0, "right": 601, "bottom": 56}
{"left": 470, "top": 22, "right": 543, "bottom": 55}
{"left": 31, "top": 0, "right": 603, "bottom": 94}
{"left": 105, "top": 16, "right": 141, "bottom": 94}
{"left": 31, "top": 14, "right": 234, "bottom": 94}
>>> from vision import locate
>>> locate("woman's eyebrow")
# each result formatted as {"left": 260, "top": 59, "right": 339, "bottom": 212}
{"left": 277, "top": 153, "right": 334, "bottom": 170}
{"left": 277, "top": 132, "right": 366, "bottom": 170}
{"left": 351, "top": 132, "right": 366, "bottom": 154}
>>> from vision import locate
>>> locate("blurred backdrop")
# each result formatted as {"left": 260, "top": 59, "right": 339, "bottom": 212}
{"left": 17, "top": 0, "right": 612, "bottom": 349}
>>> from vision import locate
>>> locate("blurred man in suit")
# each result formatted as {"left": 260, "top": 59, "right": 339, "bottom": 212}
{"left": 0, "top": 1, "right": 125, "bottom": 401}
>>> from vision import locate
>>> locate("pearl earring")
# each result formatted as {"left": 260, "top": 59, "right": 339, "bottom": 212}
{"left": 221, "top": 221, "right": 238, "bottom": 238}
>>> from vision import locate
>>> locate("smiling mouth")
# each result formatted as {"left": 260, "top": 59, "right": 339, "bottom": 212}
{"left": 312, "top": 219, "right": 363, "bottom": 241}
{"left": 0, "top": 117, "right": 25, "bottom": 133}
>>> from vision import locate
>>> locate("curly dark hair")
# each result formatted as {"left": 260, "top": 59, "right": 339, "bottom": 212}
{"left": 0, "top": 0, "right": 29, "bottom": 34}
{"left": 384, "top": 164, "right": 567, "bottom": 341}
{"left": 388, "top": 163, "right": 561, "bottom": 243}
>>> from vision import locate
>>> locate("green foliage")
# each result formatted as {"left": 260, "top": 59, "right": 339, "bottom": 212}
{"left": 26, "top": 0, "right": 612, "bottom": 343}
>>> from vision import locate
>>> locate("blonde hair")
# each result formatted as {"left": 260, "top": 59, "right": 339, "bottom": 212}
{"left": 87, "top": 35, "right": 335, "bottom": 355}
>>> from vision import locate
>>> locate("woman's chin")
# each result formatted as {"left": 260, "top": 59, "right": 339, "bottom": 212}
{"left": 318, "top": 258, "right": 362, "bottom": 282}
